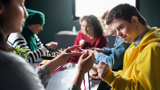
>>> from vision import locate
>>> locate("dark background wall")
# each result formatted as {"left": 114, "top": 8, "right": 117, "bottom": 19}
{"left": 25, "top": 0, "right": 160, "bottom": 45}
{"left": 25, "top": 0, "right": 80, "bottom": 44}
{"left": 140, "top": 0, "right": 160, "bottom": 28}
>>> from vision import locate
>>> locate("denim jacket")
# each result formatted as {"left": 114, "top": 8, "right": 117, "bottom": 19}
{"left": 95, "top": 37, "right": 131, "bottom": 71}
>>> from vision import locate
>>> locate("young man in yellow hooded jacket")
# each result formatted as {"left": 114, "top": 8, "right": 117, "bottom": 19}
{"left": 89, "top": 3, "right": 160, "bottom": 90}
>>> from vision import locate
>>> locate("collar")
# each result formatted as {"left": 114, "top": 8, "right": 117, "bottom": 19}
{"left": 134, "top": 29, "right": 150, "bottom": 47}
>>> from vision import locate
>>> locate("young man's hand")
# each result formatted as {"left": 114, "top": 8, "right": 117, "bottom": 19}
{"left": 89, "top": 67, "right": 101, "bottom": 79}
{"left": 97, "top": 61, "right": 110, "bottom": 79}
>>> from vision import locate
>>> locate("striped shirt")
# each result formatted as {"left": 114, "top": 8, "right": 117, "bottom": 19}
{"left": 7, "top": 33, "right": 48, "bottom": 63}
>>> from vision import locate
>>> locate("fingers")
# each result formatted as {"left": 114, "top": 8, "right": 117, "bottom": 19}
{"left": 98, "top": 61, "right": 107, "bottom": 67}
{"left": 76, "top": 50, "right": 95, "bottom": 74}
{"left": 81, "top": 50, "right": 94, "bottom": 62}
{"left": 51, "top": 45, "right": 57, "bottom": 49}
{"left": 91, "top": 47, "right": 95, "bottom": 50}
{"left": 67, "top": 45, "right": 82, "bottom": 52}
{"left": 96, "top": 61, "right": 110, "bottom": 79}
{"left": 93, "top": 50, "right": 98, "bottom": 56}
{"left": 90, "top": 51, "right": 95, "bottom": 61}
{"left": 53, "top": 46, "right": 57, "bottom": 49}
{"left": 80, "top": 50, "right": 88, "bottom": 59}
{"left": 47, "top": 42, "right": 58, "bottom": 49}
{"left": 97, "top": 62, "right": 107, "bottom": 72}
{"left": 68, "top": 52, "right": 81, "bottom": 57}
{"left": 89, "top": 74, "right": 101, "bottom": 80}
{"left": 53, "top": 43, "right": 58, "bottom": 49}
{"left": 92, "top": 67, "right": 97, "bottom": 71}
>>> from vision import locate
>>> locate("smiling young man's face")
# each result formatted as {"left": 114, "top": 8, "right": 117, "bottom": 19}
{"left": 110, "top": 17, "right": 139, "bottom": 43}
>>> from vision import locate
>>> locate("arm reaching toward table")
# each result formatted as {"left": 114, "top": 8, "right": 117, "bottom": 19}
{"left": 72, "top": 50, "right": 95, "bottom": 88}
{"left": 36, "top": 45, "right": 82, "bottom": 88}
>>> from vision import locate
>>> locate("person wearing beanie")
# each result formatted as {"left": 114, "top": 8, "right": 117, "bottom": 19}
{"left": 7, "top": 9, "right": 58, "bottom": 63}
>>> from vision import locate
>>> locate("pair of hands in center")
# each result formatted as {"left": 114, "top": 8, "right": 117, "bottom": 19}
{"left": 54, "top": 45, "right": 95, "bottom": 74}
{"left": 56, "top": 45, "right": 111, "bottom": 79}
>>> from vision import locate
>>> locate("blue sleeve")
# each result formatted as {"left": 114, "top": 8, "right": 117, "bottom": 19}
{"left": 95, "top": 38, "right": 130, "bottom": 70}
{"left": 102, "top": 47, "right": 114, "bottom": 55}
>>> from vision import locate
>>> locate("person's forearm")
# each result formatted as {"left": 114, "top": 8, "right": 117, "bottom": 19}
{"left": 44, "top": 57, "right": 62, "bottom": 74}
{"left": 72, "top": 72, "right": 85, "bottom": 87}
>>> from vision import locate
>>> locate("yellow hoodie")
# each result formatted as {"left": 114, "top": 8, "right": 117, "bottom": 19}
{"left": 102, "top": 27, "right": 160, "bottom": 90}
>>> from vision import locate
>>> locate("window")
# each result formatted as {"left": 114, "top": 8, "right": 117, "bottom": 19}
{"left": 72, "top": 0, "right": 139, "bottom": 20}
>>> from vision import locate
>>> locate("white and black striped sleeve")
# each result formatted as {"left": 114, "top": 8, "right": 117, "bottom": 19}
{"left": 7, "top": 33, "right": 48, "bottom": 63}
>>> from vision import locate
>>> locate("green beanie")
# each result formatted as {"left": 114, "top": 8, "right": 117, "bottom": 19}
{"left": 25, "top": 9, "right": 45, "bottom": 25}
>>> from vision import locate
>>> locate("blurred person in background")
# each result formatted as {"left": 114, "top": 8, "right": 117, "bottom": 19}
{"left": 8, "top": 9, "right": 58, "bottom": 63}
{"left": 91, "top": 10, "right": 131, "bottom": 90}
{"left": 74, "top": 15, "right": 107, "bottom": 49}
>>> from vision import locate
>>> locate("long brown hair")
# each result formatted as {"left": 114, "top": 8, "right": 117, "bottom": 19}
{"left": 0, "top": 0, "right": 11, "bottom": 51}
{"left": 79, "top": 15, "right": 103, "bottom": 37}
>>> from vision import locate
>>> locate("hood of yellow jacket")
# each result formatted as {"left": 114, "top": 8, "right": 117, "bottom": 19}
{"left": 138, "top": 27, "right": 160, "bottom": 50}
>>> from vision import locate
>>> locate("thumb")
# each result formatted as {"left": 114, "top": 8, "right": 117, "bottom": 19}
{"left": 80, "top": 51, "right": 94, "bottom": 62}
{"left": 80, "top": 50, "right": 88, "bottom": 59}
{"left": 99, "top": 61, "right": 106, "bottom": 65}
{"left": 68, "top": 52, "right": 81, "bottom": 57}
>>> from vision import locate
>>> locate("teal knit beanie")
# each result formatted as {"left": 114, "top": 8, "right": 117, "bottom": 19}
{"left": 25, "top": 9, "right": 45, "bottom": 25}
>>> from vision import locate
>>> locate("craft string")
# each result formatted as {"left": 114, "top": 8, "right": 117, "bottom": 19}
{"left": 51, "top": 62, "right": 69, "bottom": 76}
